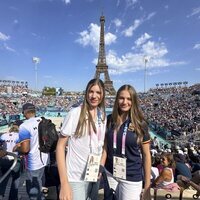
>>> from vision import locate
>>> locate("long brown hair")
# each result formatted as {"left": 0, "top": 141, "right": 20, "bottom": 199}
{"left": 161, "top": 152, "right": 176, "bottom": 169}
{"left": 111, "top": 84, "right": 148, "bottom": 144}
{"left": 74, "top": 78, "right": 106, "bottom": 138}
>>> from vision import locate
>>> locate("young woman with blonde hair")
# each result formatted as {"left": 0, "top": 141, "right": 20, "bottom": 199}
{"left": 56, "top": 78, "right": 107, "bottom": 200}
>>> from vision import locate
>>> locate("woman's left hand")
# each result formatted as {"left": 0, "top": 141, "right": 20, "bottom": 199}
{"left": 140, "top": 188, "right": 151, "bottom": 200}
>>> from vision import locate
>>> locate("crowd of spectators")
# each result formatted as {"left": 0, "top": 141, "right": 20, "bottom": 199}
{"left": 0, "top": 84, "right": 28, "bottom": 94}
{"left": 0, "top": 84, "right": 83, "bottom": 116}
{"left": 139, "top": 84, "right": 200, "bottom": 143}
{"left": 0, "top": 83, "right": 199, "bottom": 141}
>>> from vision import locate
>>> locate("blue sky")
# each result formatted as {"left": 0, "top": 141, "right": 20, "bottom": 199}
{"left": 0, "top": 0, "right": 200, "bottom": 92}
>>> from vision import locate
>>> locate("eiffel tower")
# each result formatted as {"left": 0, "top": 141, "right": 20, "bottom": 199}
{"left": 94, "top": 15, "right": 116, "bottom": 95}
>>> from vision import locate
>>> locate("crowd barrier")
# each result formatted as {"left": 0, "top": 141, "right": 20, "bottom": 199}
{"left": 98, "top": 188, "right": 199, "bottom": 200}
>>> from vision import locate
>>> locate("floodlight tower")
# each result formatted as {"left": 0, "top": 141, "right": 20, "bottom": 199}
{"left": 143, "top": 56, "right": 149, "bottom": 93}
{"left": 32, "top": 57, "right": 40, "bottom": 91}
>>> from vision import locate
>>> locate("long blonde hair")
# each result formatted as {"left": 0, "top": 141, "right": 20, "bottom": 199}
{"left": 74, "top": 78, "right": 106, "bottom": 138}
{"left": 111, "top": 84, "right": 148, "bottom": 144}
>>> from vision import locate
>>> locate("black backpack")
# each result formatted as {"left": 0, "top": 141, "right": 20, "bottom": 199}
{"left": 38, "top": 117, "right": 58, "bottom": 154}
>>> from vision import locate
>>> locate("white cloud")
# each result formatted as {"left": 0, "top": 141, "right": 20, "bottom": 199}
{"left": 147, "top": 69, "right": 169, "bottom": 76}
{"left": 164, "top": 5, "right": 169, "bottom": 10}
{"left": 117, "top": 0, "right": 120, "bottom": 7}
{"left": 95, "top": 38, "right": 186, "bottom": 75}
{"left": 113, "top": 18, "right": 122, "bottom": 27}
{"left": 106, "top": 50, "right": 148, "bottom": 75}
{"left": 62, "top": 0, "right": 70, "bottom": 5}
{"left": 126, "top": 0, "right": 138, "bottom": 8}
{"left": 3, "top": 43, "right": 15, "bottom": 52}
{"left": 193, "top": 43, "right": 200, "bottom": 50}
{"left": 195, "top": 68, "right": 200, "bottom": 71}
{"left": 135, "top": 33, "right": 151, "bottom": 47}
{"left": 146, "top": 12, "right": 156, "bottom": 20}
{"left": 105, "top": 49, "right": 185, "bottom": 75}
{"left": 122, "top": 19, "right": 142, "bottom": 37}
{"left": 187, "top": 7, "right": 200, "bottom": 18}
{"left": 105, "top": 32, "right": 117, "bottom": 45}
{"left": 76, "top": 23, "right": 116, "bottom": 52}
{"left": 0, "top": 32, "right": 10, "bottom": 41}
{"left": 14, "top": 19, "right": 19, "bottom": 24}
{"left": 122, "top": 13, "right": 155, "bottom": 38}
{"left": 141, "top": 41, "right": 168, "bottom": 58}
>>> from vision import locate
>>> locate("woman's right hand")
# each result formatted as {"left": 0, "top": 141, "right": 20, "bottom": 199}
{"left": 59, "top": 182, "right": 72, "bottom": 200}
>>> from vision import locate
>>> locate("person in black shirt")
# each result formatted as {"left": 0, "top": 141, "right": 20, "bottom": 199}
{"left": 104, "top": 84, "right": 151, "bottom": 200}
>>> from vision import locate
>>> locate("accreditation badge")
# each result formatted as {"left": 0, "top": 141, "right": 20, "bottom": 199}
{"left": 113, "top": 156, "right": 126, "bottom": 180}
{"left": 84, "top": 154, "right": 101, "bottom": 182}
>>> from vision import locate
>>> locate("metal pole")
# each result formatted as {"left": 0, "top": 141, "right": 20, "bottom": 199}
{"left": 144, "top": 57, "right": 148, "bottom": 93}
{"left": 35, "top": 62, "right": 38, "bottom": 91}
{"left": 32, "top": 57, "right": 40, "bottom": 91}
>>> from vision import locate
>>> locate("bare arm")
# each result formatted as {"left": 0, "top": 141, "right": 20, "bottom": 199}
{"left": 13, "top": 140, "right": 30, "bottom": 154}
{"left": 56, "top": 135, "right": 72, "bottom": 200}
{"left": 140, "top": 142, "right": 152, "bottom": 200}
{"left": 142, "top": 142, "right": 151, "bottom": 189}
{"left": 153, "top": 168, "right": 172, "bottom": 186}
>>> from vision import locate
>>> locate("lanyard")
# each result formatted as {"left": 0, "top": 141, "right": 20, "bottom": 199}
{"left": 89, "top": 109, "right": 102, "bottom": 153}
{"left": 113, "top": 122, "right": 128, "bottom": 156}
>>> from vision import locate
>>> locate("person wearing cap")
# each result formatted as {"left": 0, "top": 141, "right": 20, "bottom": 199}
{"left": 0, "top": 120, "right": 23, "bottom": 200}
{"left": 173, "top": 153, "right": 192, "bottom": 182}
{"left": 13, "top": 103, "right": 49, "bottom": 200}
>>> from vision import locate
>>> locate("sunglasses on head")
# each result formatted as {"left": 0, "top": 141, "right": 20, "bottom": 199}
{"left": 161, "top": 157, "right": 167, "bottom": 161}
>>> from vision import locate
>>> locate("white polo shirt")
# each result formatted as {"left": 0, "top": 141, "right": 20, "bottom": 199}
{"left": 61, "top": 106, "right": 106, "bottom": 182}
{"left": 18, "top": 117, "right": 49, "bottom": 170}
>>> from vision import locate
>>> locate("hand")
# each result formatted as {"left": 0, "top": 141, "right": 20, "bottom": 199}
{"left": 98, "top": 165, "right": 104, "bottom": 179}
{"left": 98, "top": 172, "right": 102, "bottom": 180}
{"left": 59, "top": 182, "right": 72, "bottom": 200}
{"left": 13, "top": 143, "right": 21, "bottom": 152}
{"left": 140, "top": 188, "right": 151, "bottom": 200}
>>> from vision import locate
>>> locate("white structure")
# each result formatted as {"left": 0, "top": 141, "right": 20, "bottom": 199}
{"left": 32, "top": 57, "right": 40, "bottom": 91}
{"left": 143, "top": 56, "right": 149, "bottom": 93}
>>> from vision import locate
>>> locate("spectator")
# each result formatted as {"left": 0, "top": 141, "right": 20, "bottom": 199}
{"left": 152, "top": 152, "right": 176, "bottom": 188}
{"left": 173, "top": 153, "right": 192, "bottom": 181}
{"left": 0, "top": 120, "right": 23, "bottom": 200}
{"left": 152, "top": 136, "right": 159, "bottom": 150}
{"left": 13, "top": 103, "right": 49, "bottom": 200}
